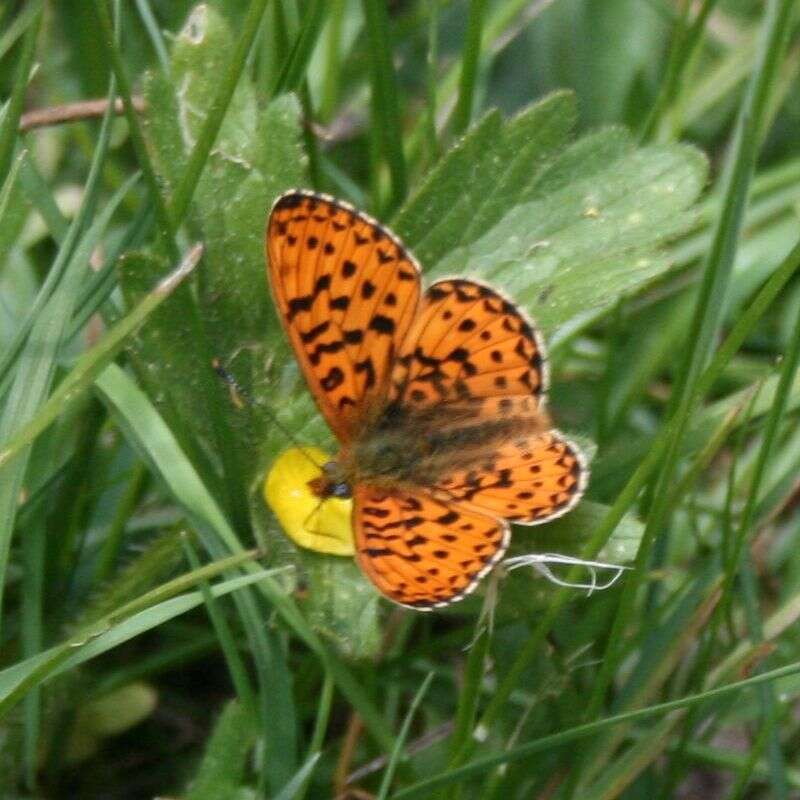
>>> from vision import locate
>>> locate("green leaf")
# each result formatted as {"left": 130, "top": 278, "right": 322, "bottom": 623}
{"left": 119, "top": 248, "right": 221, "bottom": 479}
{"left": 300, "top": 552, "right": 382, "bottom": 660}
{"left": 132, "top": 9, "right": 385, "bottom": 657}
{"left": 396, "top": 92, "right": 577, "bottom": 262}
{"left": 434, "top": 138, "right": 706, "bottom": 340}
{"left": 396, "top": 94, "right": 706, "bottom": 341}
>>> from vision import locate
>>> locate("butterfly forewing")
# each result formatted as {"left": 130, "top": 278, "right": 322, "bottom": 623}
{"left": 389, "top": 279, "right": 547, "bottom": 413}
{"left": 267, "top": 191, "right": 421, "bottom": 443}
{"left": 353, "top": 485, "right": 509, "bottom": 609}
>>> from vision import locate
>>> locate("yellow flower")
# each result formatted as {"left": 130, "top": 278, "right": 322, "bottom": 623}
{"left": 263, "top": 447, "right": 354, "bottom": 556}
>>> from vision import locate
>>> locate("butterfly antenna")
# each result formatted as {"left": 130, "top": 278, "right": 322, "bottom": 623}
{"left": 211, "top": 358, "right": 325, "bottom": 471}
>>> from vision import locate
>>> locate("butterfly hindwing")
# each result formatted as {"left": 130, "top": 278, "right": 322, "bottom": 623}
{"left": 267, "top": 191, "right": 421, "bottom": 442}
{"left": 433, "top": 430, "right": 586, "bottom": 524}
{"left": 353, "top": 484, "right": 509, "bottom": 609}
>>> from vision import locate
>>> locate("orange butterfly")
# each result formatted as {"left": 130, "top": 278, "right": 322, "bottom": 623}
{"left": 266, "top": 190, "right": 587, "bottom": 610}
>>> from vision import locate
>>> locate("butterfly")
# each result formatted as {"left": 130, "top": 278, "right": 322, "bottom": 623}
{"left": 266, "top": 190, "right": 587, "bottom": 610}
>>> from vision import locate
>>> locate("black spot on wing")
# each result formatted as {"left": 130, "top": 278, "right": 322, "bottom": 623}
{"left": 320, "top": 367, "right": 345, "bottom": 391}
{"left": 355, "top": 358, "right": 376, "bottom": 390}
{"left": 287, "top": 295, "right": 312, "bottom": 321}
{"left": 342, "top": 259, "right": 357, "bottom": 278}
{"left": 369, "top": 315, "right": 395, "bottom": 335}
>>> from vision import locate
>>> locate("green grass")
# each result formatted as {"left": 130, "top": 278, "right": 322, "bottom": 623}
{"left": 1, "top": 1, "right": 800, "bottom": 798}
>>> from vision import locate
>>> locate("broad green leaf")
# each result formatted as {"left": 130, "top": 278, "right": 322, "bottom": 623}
{"left": 300, "top": 552, "right": 381, "bottom": 660}
{"left": 249, "top": 458, "right": 381, "bottom": 659}
{"left": 132, "top": 4, "right": 311, "bottom": 484}
{"left": 396, "top": 97, "right": 706, "bottom": 343}
{"left": 433, "top": 139, "right": 706, "bottom": 340}
{"left": 395, "top": 92, "right": 578, "bottom": 265}
{"left": 131, "top": 6, "right": 382, "bottom": 656}
{"left": 119, "top": 248, "right": 222, "bottom": 484}
{"left": 170, "top": 5, "right": 260, "bottom": 158}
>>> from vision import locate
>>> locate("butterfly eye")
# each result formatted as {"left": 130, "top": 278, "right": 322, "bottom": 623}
{"left": 264, "top": 447, "right": 354, "bottom": 556}
{"left": 331, "top": 482, "right": 352, "bottom": 499}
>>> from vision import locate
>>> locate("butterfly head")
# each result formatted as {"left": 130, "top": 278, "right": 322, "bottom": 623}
{"left": 308, "top": 460, "right": 352, "bottom": 500}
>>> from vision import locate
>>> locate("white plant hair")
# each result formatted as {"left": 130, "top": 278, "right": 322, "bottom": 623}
{"left": 503, "top": 553, "right": 630, "bottom": 595}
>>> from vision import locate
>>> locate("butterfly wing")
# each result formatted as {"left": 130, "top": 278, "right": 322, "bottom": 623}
{"left": 435, "top": 431, "right": 586, "bottom": 524}
{"left": 267, "top": 191, "right": 421, "bottom": 443}
{"left": 389, "top": 278, "right": 586, "bottom": 524}
{"left": 353, "top": 484, "right": 509, "bottom": 609}
{"left": 389, "top": 278, "right": 547, "bottom": 414}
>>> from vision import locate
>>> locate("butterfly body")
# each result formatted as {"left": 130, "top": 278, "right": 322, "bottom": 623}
{"left": 308, "top": 392, "right": 553, "bottom": 510}
{"left": 352, "top": 402, "right": 550, "bottom": 487}
{"left": 267, "top": 190, "right": 587, "bottom": 610}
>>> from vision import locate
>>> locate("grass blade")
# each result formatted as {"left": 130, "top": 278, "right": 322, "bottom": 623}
{"left": 0, "top": 560, "right": 272, "bottom": 718}
{"left": 91, "top": 0, "right": 177, "bottom": 253}
{"left": 274, "top": 752, "right": 322, "bottom": 800}
{"left": 0, "top": 243, "right": 201, "bottom": 469}
{"left": 377, "top": 672, "right": 434, "bottom": 800}
{"left": 0, "top": 5, "right": 41, "bottom": 180}
{"left": 361, "top": 0, "right": 407, "bottom": 212}
{"left": 450, "top": 0, "right": 488, "bottom": 138}
{"left": 393, "top": 659, "right": 800, "bottom": 799}
{"left": 0, "top": 104, "right": 126, "bottom": 628}
{"left": 583, "top": 0, "right": 798, "bottom": 724}
{"left": 271, "top": 0, "right": 328, "bottom": 96}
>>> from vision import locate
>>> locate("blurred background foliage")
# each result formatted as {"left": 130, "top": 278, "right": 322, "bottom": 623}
{"left": 1, "top": 0, "right": 800, "bottom": 798}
